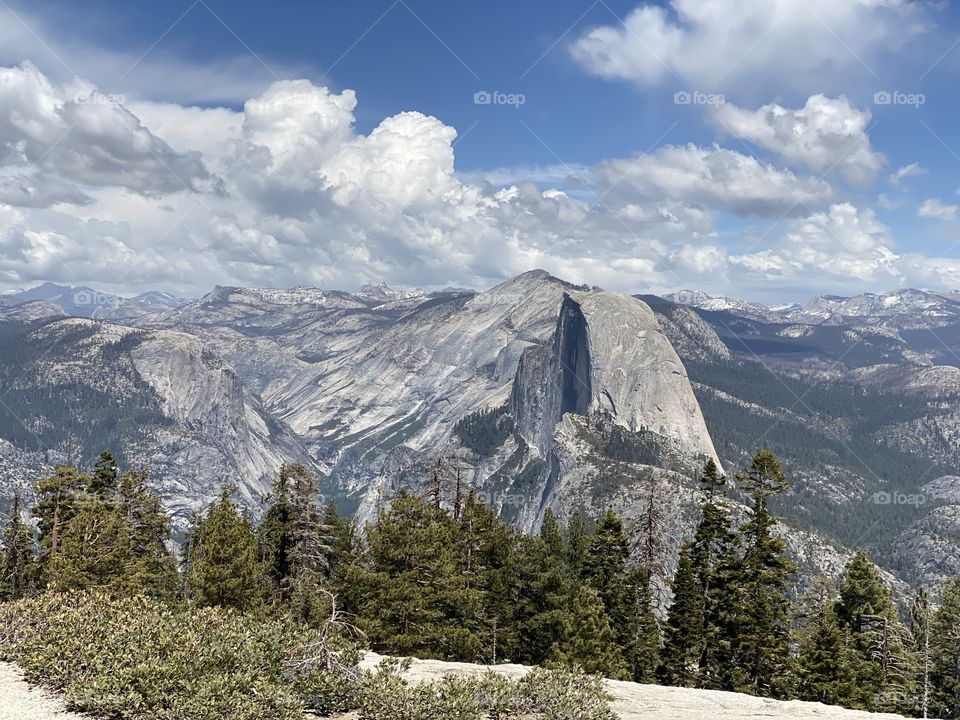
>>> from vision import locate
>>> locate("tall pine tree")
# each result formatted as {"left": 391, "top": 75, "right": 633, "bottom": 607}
{"left": 727, "top": 449, "right": 795, "bottom": 698}
{"left": 184, "top": 487, "right": 261, "bottom": 610}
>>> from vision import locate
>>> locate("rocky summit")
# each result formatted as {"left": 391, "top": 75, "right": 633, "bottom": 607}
{"left": 1, "top": 271, "right": 959, "bottom": 596}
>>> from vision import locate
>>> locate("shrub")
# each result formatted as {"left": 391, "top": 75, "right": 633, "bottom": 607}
{"left": 0, "top": 592, "right": 358, "bottom": 720}
{"left": 357, "top": 659, "right": 615, "bottom": 720}
{"left": 0, "top": 592, "right": 616, "bottom": 719}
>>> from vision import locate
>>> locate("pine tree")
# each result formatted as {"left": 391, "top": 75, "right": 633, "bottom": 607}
{"left": 930, "top": 577, "right": 960, "bottom": 719}
{"left": 46, "top": 499, "right": 129, "bottom": 593}
{"left": 503, "top": 532, "right": 571, "bottom": 666}
{"left": 795, "top": 602, "right": 862, "bottom": 707}
{"left": 835, "top": 551, "right": 915, "bottom": 711}
{"left": 115, "top": 468, "right": 178, "bottom": 598}
{"left": 727, "top": 449, "right": 795, "bottom": 698}
{"left": 457, "top": 493, "right": 514, "bottom": 662}
{"left": 660, "top": 543, "right": 703, "bottom": 687}
{"left": 1, "top": 490, "right": 34, "bottom": 599}
{"left": 691, "top": 458, "right": 737, "bottom": 689}
{"left": 911, "top": 588, "right": 932, "bottom": 719}
{"left": 185, "top": 487, "right": 261, "bottom": 610}
{"left": 565, "top": 510, "right": 590, "bottom": 579}
{"left": 347, "top": 490, "right": 485, "bottom": 661}
{"left": 259, "top": 464, "right": 334, "bottom": 622}
{"left": 584, "top": 507, "right": 658, "bottom": 681}
{"left": 550, "top": 584, "right": 630, "bottom": 679}
{"left": 539, "top": 508, "right": 564, "bottom": 560}
{"left": 32, "top": 465, "right": 89, "bottom": 583}
{"left": 89, "top": 450, "right": 119, "bottom": 497}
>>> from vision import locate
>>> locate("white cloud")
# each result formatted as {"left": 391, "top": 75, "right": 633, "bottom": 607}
{"left": 0, "top": 62, "right": 955, "bottom": 301}
{"left": 712, "top": 95, "right": 884, "bottom": 185}
{"left": 918, "top": 198, "right": 958, "bottom": 221}
{"left": 0, "top": 63, "right": 214, "bottom": 199}
{"left": 889, "top": 162, "right": 927, "bottom": 185}
{"left": 570, "top": 0, "right": 929, "bottom": 96}
{"left": 734, "top": 204, "right": 898, "bottom": 283}
{"left": 593, "top": 144, "right": 833, "bottom": 217}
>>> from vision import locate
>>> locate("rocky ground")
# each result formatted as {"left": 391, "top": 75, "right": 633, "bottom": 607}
{"left": 0, "top": 662, "right": 86, "bottom": 720}
{"left": 0, "top": 654, "right": 919, "bottom": 720}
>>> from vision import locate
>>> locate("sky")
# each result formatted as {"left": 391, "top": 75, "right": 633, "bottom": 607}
{"left": 1, "top": 0, "right": 960, "bottom": 303}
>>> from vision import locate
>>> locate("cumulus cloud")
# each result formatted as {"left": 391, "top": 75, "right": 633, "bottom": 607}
{"left": 734, "top": 204, "right": 897, "bottom": 283}
{"left": 918, "top": 198, "right": 958, "bottom": 221}
{"left": 712, "top": 95, "right": 885, "bottom": 185}
{"left": 0, "top": 62, "right": 953, "bottom": 301}
{"left": 570, "top": 0, "right": 929, "bottom": 96}
{"left": 593, "top": 144, "right": 834, "bottom": 217}
{"left": 0, "top": 63, "right": 214, "bottom": 198}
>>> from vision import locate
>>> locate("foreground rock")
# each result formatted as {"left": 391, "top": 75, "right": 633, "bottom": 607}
{"left": 0, "top": 656, "right": 916, "bottom": 720}
{"left": 358, "top": 653, "right": 912, "bottom": 720}
{"left": 0, "top": 662, "right": 87, "bottom": 720}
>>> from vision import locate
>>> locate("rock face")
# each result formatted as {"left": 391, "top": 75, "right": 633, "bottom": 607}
{"left": 0, "top": 318, "right": 317, "bottom": 530}
{"left": 0, "top": 271, "right": 717, "bottom": 541}
{"left": 4, "top": 271, "right": 960, "bottom": 595}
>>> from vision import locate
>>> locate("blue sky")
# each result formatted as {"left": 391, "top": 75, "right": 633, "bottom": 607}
{"left": 1, "top": 0, "right": 960, "bottom": 302}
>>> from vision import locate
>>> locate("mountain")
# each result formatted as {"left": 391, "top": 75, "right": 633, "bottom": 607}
{"left": 121, "top": 271, "right": 718, "bottom": 539}
{"left": 649, "top": 287, "right": 960, "bottom": 589}
{"left": 2, "top": 271, "right": 960, "bottom": 594}
{"left": 0, "top": 283, "right": 122, "bottom": 319}
{"left": 0, "top": 317, "right": 319, "bottom": 532}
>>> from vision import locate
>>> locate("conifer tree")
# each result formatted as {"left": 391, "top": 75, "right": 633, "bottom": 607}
{"left": 259, "top": 464, "right": 333, "bottom": 623}
{"left": 1, "top": 490, "right": 34, "bottom": 599}
{"left": 795, "top": 602, "right": 861, "bottom": 707}
{"left": 835, "top": 551, "right": 915, "bottom": 711}
{"left": 629, "top": 564, "right": 661, "bottom": 683}
{"left": 565, "top": 509, "right": 590, "bottom": 579}
{"left": 539, "top": 508, "right": 564, "bottom": 560}
{"left": 691, "top": 458, "right": 738, "bottom": 688}
{"left": 457, "top": 493, "right": 514, "bottom": 661}
{"left": 911, "top": 588, "right": 932, "bottom": 719}
{"left": 115, "top": 468, "right": 178, "bottom": 598}
{"left": 185, "top": 487, "right": 261, "bottom": 611}
{"left": 503, "top": 532, "right": 571, "bottom": 666}
{"left": 727, "top": 449, "right": 795, "bottom": 698}
{"left": 46, "top": 499, "right": 128, "bottom": 593}
{"left": 347, "top": 490, "right": 485, "bottom": 661}
{"left": 32, "top": 465, "right": 89, "bottom": 581}
{"left": 660, "top": 543, "right": 703, "bottom": 687}
{"left": 550, "top": 584, "right": 630, "bottom": 679}
{"left": 89, "top": 450, "right": 119, "bottom": 497}
{"left": 584, "top": 507, "right": 658, "bottom": 681}
{"left": 930, "top": 577, "right": 960, "bottom": 719}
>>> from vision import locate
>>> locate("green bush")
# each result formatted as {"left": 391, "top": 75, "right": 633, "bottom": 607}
{"left": 0, "top": 592, "right": 616, "bottom": 719}
{"left": 0, "top": 592, "right": 357, "bottom": 720}
{"left": 358, "top": 659, "right": 615, "bottom": 720}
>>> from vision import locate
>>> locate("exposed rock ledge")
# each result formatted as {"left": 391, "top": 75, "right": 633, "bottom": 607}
{"left": 1, "top": 656, "right": 913, "bottom": 720}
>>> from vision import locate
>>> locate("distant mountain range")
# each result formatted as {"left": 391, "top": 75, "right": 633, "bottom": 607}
{"left": 1, "top": 274, "right": 959, "bottom": 597}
